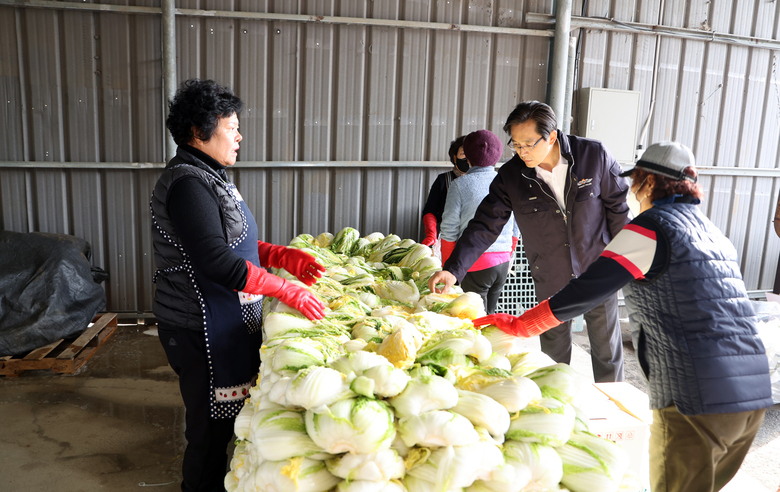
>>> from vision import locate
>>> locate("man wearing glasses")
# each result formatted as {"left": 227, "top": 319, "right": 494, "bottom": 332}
{"left": 429, "top": 100, "right": 630, "bottom": 383}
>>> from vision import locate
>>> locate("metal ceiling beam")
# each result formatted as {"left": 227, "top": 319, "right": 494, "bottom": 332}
{"left": 1, "top": 0, "right": 553, "bottom": 37}
{"left": 526, "top": 12, "right": 780, "bottom": 50}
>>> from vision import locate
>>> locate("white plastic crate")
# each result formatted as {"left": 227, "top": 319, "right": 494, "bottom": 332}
{"left": 496, "top": 237, "right": 537, "bottom": 315}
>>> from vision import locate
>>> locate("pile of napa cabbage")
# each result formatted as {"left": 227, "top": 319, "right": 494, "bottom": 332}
{"left": 226, "top": 227, "right": 640, "bottom": 492}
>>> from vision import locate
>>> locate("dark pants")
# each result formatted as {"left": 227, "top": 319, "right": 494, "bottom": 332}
{"left": 539, "top": 292, "right": 624, "bottom": 382}
{"left": 460, "top": 261, "right": 511, "bottom": 314}
{"left": 158, "top": 326, "right": 235, "bottom": 492}
{"left": 650, "top": 406, "right": 766, "bottom": 492}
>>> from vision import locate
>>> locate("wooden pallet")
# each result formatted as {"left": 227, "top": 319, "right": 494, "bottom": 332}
{"left": 0, "top": 312, "right": 118, "bottom": 377}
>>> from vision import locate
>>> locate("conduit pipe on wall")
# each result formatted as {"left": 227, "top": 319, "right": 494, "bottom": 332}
{"left": 548, "top": 0, "right": 573, "bottom": 125}
{"left": 562, "top": 36, "right": 577, "bottom": 135}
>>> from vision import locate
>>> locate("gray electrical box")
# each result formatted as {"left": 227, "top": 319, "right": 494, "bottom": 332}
{"left": 578, "top": 88, "right": 641, "bottom": 165}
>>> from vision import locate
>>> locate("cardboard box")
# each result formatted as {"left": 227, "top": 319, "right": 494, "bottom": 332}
{"left": 582, "top": 382, "right": 652, "bottom": 491}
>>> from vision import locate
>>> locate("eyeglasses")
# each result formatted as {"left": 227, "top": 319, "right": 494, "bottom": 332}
{"left": 507, "top": 136, "right": 544, "bottom": 153}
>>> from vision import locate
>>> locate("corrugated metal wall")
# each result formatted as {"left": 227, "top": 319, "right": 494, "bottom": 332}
{"left": 1, "top": 0, "right": 780, "bottom": 314}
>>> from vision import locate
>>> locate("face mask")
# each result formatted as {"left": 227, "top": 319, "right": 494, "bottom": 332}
{"left": 455, "top": 158, "right": 470, "bottom": 173}
{"left": 627, "top": 177, "right": 648, "bottom": 218}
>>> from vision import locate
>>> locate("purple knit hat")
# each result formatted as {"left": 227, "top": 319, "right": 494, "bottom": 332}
{"left": 463, "top": 130, "right": 503, "bottom": 168}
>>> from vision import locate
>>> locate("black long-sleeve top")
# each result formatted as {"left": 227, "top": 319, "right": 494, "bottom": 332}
{"left": 166, "top": 145, "right": 249, "bottom": 291}
{"left": 545, "top": 199, "right": 701, "bottom": 321}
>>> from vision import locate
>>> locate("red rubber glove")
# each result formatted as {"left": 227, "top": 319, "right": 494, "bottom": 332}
{"left": 257, "top": 241, "right": 325, "bottom": 286}
{"left": 472, "top": 300, "right": 561, "bottom": 338}
{"left": 441, "top": 239, "right": 455, "bottom": 264}
{"left": 243, "top": 261, "right": 325, "bottom": 320}
{"left": 421, "top": 213, "right": 438, "bottom": 247}
{"left": 511, "top": 236, "right": 518, "bottom": 253}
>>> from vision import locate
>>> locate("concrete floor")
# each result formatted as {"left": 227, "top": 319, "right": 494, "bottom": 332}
{"left": 0, "top": 322, "right": 778, "bottom": 492}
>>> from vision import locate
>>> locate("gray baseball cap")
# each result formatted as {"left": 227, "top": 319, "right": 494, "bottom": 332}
{"left": 619, "top": 141, "right": 697, "bottom": 182}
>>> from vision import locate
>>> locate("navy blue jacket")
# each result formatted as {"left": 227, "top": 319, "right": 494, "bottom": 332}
{"left": 444, "top": 131, "right": 630, "bottom": 299}
{"left": 624, "top": 204, "right": 772, "bottom": 415}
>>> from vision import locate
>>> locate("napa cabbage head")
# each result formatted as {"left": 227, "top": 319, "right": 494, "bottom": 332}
{"left": 325, "top": 449, "right": 405, "bottom": 482}
{"left": 397, "top": 409, "right": 480, "bottom": 448}
{"left": 556, "top": 431, "right": 630, "bottom": 492}
{"left": 387, "top": 374, "right": 459, "bottom": 418}
{"left": 506, "top": 397, "right": 576, "bottom": 447}
{"left": 251, "top": 457, "right": 340, "bottom": 492}
{"left": 405, "top": 441, "right": 504, "bottom": 490}
{"left": 501, "top": 440, "right": 563, "bottom": 490}
{"left": 527, "top": 362, "right": 584, "bottom": 406}
{"left": 304, "top": 397, "right": 396, "bottom": 454}
{"left": 439, "top": 292, "right": 487, "bottom": 320}
{"left": 248, "top": 404, "right": 332, "bottom": 461}
{"left": 451, "top": 389, "right": 510, "bottom": 440}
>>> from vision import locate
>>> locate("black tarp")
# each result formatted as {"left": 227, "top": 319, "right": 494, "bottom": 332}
{"left": 0, "top": 231, "right": 107, "bottom": 356}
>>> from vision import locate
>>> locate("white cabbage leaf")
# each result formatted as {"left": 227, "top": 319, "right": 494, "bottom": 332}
{"left": 397, "top": 410, "right": 480, "bottom": 447}
{"left": 248, "top": 404, "right": 331, "bottom": 461}
{"left": 506, "top": 397, "right": 576, "bottom": 447}
{"left": 326, "top": 449, "right": 405, "bottom": 481}
{"left": 405, "top": 442, "right": 504, "bottom": 490}
{"left": 250, "top": 457, "right": 340, "bottom": 492}
{"left": 374, "top": 279, "right": 421, "bottom": 304}
{"left": 478, "top": 353, "right": 512, "bottom": 372}
{"left": 417, "top": 329, "right": 492, "bottom": 365}
{"left": 305, "top": 397, "right": 396, "bottom": 454}
{"left": 527, "top": 362, "right": 585, "bottom": 406}
{"left": 233, "top": 402, "right": 254, "bottom": 442}
{"left": 466, "top": 460, "right": 532, "bottom": 492}
{"left": 480, "top": 326, "right": 531, "bottom": 357}
{"left": 502, "top": 440, "right": 564, "bottom": 491}
{"left": 269, "top": 366, "right": 352, "bottom": 410}
{"left": 388, "top": 374, "right": 459, "bottom": 418}
{"left": 471, "top": 375, "right": 541, "bottom": 413}
{"left": 506, "top": 351, "right": 556, "bottom": 377}
{"left": 451, "top": 389, "right": 510, "bottom": 439}
{"left": 556, "top": 431, "right": 630, "bottom": 492}
{"left": 439, "top": 292, "right": 487, "bottom": 320}
{"left": 263, "top": 312, "right": 316, "bottom": 339}
{"left": 335, "top": 480, "right": 408, "bottom": 492}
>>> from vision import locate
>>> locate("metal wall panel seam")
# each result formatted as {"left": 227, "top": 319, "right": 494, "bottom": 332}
{"left": 14, "top": 8, "right": 30, "bottom": 161}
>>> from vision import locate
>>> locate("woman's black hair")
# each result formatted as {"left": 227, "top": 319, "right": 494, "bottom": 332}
{"left": 448, "top": 135, "right": 467, "bottom": 164}
{"left": 502, "top": 101, "right": 557, "bottom": 139}
{"left": 166, "top": 79, "right": 244, "bottom": 146}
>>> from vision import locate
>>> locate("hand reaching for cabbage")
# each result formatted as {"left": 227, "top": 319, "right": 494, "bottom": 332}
{"left": 427, "top": 270, "right": 457, "bottom": 294}
{"left": 473, "top": 299, "right": 562, "bottom": 338}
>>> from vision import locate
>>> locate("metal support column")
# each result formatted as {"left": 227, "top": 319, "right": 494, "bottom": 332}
{"left": 162, "top": 0, "right": 177, "bottom": 162}
{"left": 562, "top": 35, "right": 577, "bottom": 135}
{"left": 548, "top": 0, "right": 572, "bottom": 126}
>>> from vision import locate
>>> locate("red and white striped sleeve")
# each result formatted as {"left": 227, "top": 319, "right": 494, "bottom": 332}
{"left": 600, "top": 223, "right": 657, "bottom": 280}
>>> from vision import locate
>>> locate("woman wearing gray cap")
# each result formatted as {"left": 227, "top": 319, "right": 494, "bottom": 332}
{"left": 473, "top": 141, "right": 773, "bottom": 492}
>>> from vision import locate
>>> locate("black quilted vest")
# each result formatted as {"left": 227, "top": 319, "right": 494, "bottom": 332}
{"left": 150, "top": 147, "right": 245, "bottom": 330}
{"left": 623, "top": 204, "right": 772, "bottom": 415}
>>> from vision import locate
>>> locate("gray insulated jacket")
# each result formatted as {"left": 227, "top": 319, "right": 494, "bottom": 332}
{"left": 623, "top": 204, "right": 773, "bottom": 415}
{"left": 150, "top": 148, "right": 246, "bottom": 330}
{"left": 444, "top": 131, "right": 630, "bottom": 299}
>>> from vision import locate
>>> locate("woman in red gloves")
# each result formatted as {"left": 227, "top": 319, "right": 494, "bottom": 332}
{"left": 420, "top": 136, "right": 468, "bottom": 250}
{"left": 438, "top": 130, "right": 519, "bottom": 313}
{"left": 150, "top": 79, "right": 325, "bottom": 492}
{"left": 473, "top": 141, "right": 772, "bottom": 492}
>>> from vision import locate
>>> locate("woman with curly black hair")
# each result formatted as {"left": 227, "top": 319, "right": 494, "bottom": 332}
{"left": 474, "top": 141, "right": 772, "bottom": 492}
{"left": 150, "top": 79, "right": 325, "bottom": 491}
